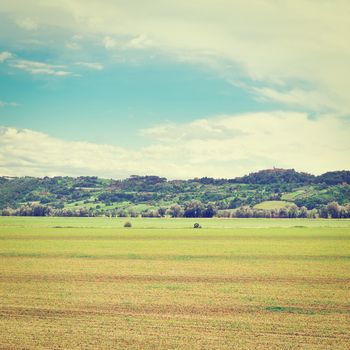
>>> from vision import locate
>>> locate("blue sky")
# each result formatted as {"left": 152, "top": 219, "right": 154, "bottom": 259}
{"left": 0, "top": 1, "right": 349, "bottom": 178}
{"left": 0, "top": 56, "right": 282, "bottom": 147}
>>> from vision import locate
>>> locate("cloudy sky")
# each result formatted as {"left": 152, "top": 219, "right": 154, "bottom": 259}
{"left": 0, "top": 0, "right": 349, "bottom": 179}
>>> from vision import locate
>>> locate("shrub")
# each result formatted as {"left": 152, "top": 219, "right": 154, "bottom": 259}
{"left": 124, "top": 222, "right": 132, "bottom": 228}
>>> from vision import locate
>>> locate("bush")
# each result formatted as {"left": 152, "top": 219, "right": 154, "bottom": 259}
{"left": 193, "top": 223, "right": 201, "bottom": 229}
{"left": 124, "top": 222, "right": 132, "bottom": 228}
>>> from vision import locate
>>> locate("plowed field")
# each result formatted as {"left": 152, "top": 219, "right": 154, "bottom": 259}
{"left": 1, "top": 217, "right": 349, "bottom": 349}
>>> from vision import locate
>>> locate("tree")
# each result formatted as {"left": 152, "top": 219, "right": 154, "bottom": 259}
{"left": 168, "top": 205, "right": 184, "bottom": 218}
{"left": 326, "top": 201, "right": 340, "bottom": 218}
{"left": 183, "top": 200, "right": 205, "bottom": 217}
{"left": 287, "top": 204, "right": 298, "bottom": 218}
{"left": 318, "top": 206, "right": 329, "bottom": 218}
{"left": 307, "top": 209, "right": 318, "bottom": 218}
{"left": 1, "top": 207, "right": 14, "bottom": 216}
{"left": 128, "top": 208, "right": 138, "bottom": 217}
{"left": 78, "top": 207, "right": 89, "bottom": 217}
{"left": 116, "top": 209, "right": 128, "bottom": 217}
{"left": 342, "top": 204, "right": 350, "bottom": 218}
{"left": 298, "top": 206, "right": 308, "bottom": 218}
{"left": 141, "top": 209, "right": 160, "bottom": 218}
{"left": 201, "top": 203, "right": 217, "bottom": 218}
{"left": 158, "top": 207, "right": 166, "bottom": 217}
{"left": 278, "top": 207, "right": 288, "bottom": 218}
{"left": 216, "top": 210, "right": 231, "bottom": 218}
{"left": 31, "top": 203, "right": 51, "bottom": 216}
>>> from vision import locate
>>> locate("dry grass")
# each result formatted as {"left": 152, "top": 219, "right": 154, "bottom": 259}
{"left": 0, "top": 217, "right": 349, "bottom": 349}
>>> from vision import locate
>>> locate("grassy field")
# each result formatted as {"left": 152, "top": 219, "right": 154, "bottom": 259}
{"left": 253, "top": 200, "right": 292, "bottom": 210}
{"left": 0, "top": 217, "right": 349, "bottom": 349}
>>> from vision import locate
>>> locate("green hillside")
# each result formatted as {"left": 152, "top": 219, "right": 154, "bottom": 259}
{"left": 1, "top": 169, "right": 349, "bottom": 218}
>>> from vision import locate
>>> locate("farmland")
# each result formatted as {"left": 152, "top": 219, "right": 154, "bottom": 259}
{"left": 0, "top": 217, "right": 349, "bottom": 349}
{"left": 253, "top": 200, "right": 291, "bottom": 210}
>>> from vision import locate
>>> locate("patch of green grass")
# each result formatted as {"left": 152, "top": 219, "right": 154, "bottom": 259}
{"left": 127, "top": 253, "right": 142, "bottom": 259}
{"left": 146, "top": 284, "right": 189, "bottom": 291}
{"left": 52, "top": 225, "right": 77, "bottom": 229}
{"left": 281, "top": 190, "right": 306, "bottom": 201}
{"left": 265, "top": 306, "right": 312, "bottom": 314}
{"left": 71, "top": 254, "right": 97, "bottom": 259}
{"left": 253, "top": 200, "right": 293, "bottom": 210}
{"left": 3, "top": 216, "right": 350, "bottom": 229}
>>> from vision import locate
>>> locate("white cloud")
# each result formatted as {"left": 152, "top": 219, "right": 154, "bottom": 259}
{"left": 15, "top": 18, "right": 38, "bottom": 30}
{"left": 0, "top": 101, "right": 18, "bottom": 107}
{"left": 10, "top": 59, "right": 72, "bottom": 76}
{"left": 75, "top": 61, "right": 103, "bottom": 70}
{"left": 1, "top": 112, "right": 349, "bottom": 178}
{"left": 1, "top": 1, "right": 349, "bottom": 114}
{"left": 65, "top": 42, "right": 80, "bottom": 50}
{"left": 126, "top": 34, "right": 153, "bottom": 49}
{"left": 0, "top": 51, "right": 12, "bottom": 62}
{"left": 252, "top": 87, "right": 336, "bottom": 112}
{"left": 0, "top": 126, "right": 144, "bottom": 178}
{"left": 102, "top": 36, "right": 117, "bottom": 49}
{"left": 72, "top": 34, "right": 83, "bottom": 41}
{"left": 142, "top": 112, "right": 350, "bottom": 175}
{"left": 65, "top": 34, "right": 83, "bottom": 50}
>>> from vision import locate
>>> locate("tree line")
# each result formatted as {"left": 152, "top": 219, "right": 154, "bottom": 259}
{"left": 1, "top": 170, "right": 350, "bottom": 212}
{"left": 2, "top": 201, "right": 350, "bottom": 219}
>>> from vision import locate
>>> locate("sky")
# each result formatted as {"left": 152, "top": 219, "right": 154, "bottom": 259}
{"left": 0, "top": 0, "right": 349, "bottom": 179}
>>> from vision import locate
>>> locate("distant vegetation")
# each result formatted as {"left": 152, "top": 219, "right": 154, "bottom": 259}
{"left": 1, "top": 168, "right": 350, "bottom": 218}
